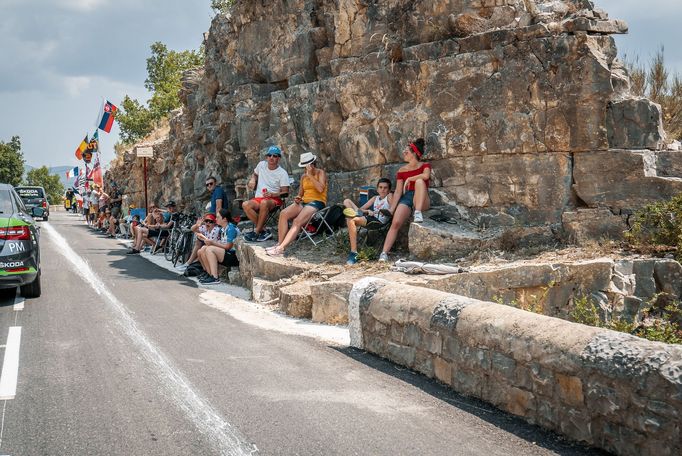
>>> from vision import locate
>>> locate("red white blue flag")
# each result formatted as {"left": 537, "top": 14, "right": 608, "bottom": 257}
{"left": 96, "top": 100, "right": 118, "bottom": 133}
{"left": 66, "top": 166, "right": 79, "bottom": 179}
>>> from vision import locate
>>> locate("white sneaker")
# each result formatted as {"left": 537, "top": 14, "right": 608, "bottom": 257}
{"left": 176, "top": 264, "right": 188, "bottom": 271}
{"left": 413, "top": 211, "right": 423, "bottom": 223}
{"left": 378, "top": 252, "right": 389, "bottom": 262}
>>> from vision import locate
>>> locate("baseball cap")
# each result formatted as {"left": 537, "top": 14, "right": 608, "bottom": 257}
{"left": 267, "top": 145, "right": 282, "bottom": 157}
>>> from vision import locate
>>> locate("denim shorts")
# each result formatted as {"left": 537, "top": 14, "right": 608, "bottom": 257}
{"left": 304, "top": 200, "right": 326, "bottom": 211}
{"left": 398, "top": 190, "right": 415, "bottom": 209}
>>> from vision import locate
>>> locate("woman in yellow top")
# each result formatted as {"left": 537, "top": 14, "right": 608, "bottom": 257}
{"left": 267, "top": 152, "right": 327, "bottom": 257}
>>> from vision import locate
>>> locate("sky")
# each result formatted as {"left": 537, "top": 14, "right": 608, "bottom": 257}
{"left": 0, "top": 0, "right": 680, "bottom": 171}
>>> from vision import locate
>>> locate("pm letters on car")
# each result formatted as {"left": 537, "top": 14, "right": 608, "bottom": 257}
{"left": 7, "top": 242, "right": 25, "bottom": 253}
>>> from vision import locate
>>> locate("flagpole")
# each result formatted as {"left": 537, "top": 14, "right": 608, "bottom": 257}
{"left": 143, "top": 157, "right": 148, "bottom": 213}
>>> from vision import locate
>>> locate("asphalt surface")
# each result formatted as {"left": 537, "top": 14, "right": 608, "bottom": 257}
{"left": 0, "top": 211, "right": 605, "bottom": 455}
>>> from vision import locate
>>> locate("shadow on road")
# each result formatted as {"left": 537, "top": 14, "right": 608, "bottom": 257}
{"left": 333, "top": 346, "right": 608, "bottom": 456}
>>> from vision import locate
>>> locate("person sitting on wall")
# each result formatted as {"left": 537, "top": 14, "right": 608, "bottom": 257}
{"left": 176, "top": 212, "right": 222, "bottom": 271}
{"left": 266, "top": 151, "right": 327, "bottom": 257}
{"left": 196, "top": 208, "right": 240, "bottom": 285}
{"left": 379, "top": 138, "right": 431, "bottom": 262}
{"left": 243, "top": 145, "right": 290, "bottom": 242}
{"left": 342, "top": 177, "right": 393, "bottom": 265}
{"left": 206, "top": 176, "right": 227, "bottom": 214}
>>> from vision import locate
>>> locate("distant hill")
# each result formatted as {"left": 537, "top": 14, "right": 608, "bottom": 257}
{"left": 24, "top": 164, "right": 77, "bottom": 189}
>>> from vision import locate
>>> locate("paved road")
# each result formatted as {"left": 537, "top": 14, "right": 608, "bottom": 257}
{"left": 0, "top": 211, "right": 603, "bottom": 455}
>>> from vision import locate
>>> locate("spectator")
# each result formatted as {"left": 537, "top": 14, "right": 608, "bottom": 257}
{"left": 98, "top": 187, "right": 110, "bottom": 214}
{"left": 266, "top": 152, "right": 327, "bottom": 257}
{"left": 127, "top": 202, "right": 177, "bottom": 254}
{"left": 206, "top": 176, "right": 227, "bottom": 214}
{"left": 243, "top": 145, "right": 290, "bottom": 242}
{"left": 176, "top": 212, "right": 221, "bottom": 271}
{"left": 379, "top": 138, "right": 431, "bottom": 262}
{"left": 343, "top": 178, "right": 392, "bottom": 265}
{"left": 108, "top": 182, "right": 123, "bottom": 227}
{"left": 82, "top": 189, "right": 91, "bottom": 224}
{"left": 89, "top": 185, "right": 100, "bottom": 225}
{"left": 196, "top": 208, "right": 240, "bottom": 285}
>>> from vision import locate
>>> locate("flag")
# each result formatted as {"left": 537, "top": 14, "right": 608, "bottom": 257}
{"left": 65, "top": 166, "right": 79, "bottom": 179}
{"left": 96, "top": 100, "right": 118, "bottom": 133}
{"left": 74, "top": 134, "right": 88, "bottom": 160}
{"left": 88, "top": 153, "right": 103, "bottom": 188}
{"left": 88, "top": 130, "right": 99, "bottom": 153}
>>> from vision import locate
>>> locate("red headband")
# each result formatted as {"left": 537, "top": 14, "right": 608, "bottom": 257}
{"left": 409, "top": 142, "right": 422, "bottom": 159}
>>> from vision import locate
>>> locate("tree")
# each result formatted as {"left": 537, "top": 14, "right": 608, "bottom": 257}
{"left": 625, "top": 47, "right": 682, "bottom": 141}
{"left": 25, "top": 166, "right": 64, "bottom": 205}
{"left": 118, "top": 42, "right": 204, "bottom": 144}
{"left": 211, "top": 0, "right": 236, "bottom": 13}
{"left": 0, "top": 136, "right": 25, "bottom": 186}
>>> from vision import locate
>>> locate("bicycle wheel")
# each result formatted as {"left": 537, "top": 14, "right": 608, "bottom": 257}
{"left": 164, "top": 228, "right": 179, "bottom": 262}
{"left": 172, "top": 233, "right": 187, "bottom": 267}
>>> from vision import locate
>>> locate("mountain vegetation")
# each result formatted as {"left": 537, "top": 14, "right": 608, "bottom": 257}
{"left": 25, "top": 166, "right": 64, "bottom": 205}
{"left": 0, "top": 135, "right": 25, "bottom": 187}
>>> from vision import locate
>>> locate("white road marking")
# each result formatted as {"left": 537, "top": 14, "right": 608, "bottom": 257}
{"left": 43, "top": 223, "right": 257, "bottom": 456}
{"left": 13, "top": 295, "right": 24, "bottom": 312}
{"left": 0, "top": 327, "right": 21, "bottom": 400}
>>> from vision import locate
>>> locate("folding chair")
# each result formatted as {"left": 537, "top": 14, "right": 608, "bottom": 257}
{"left": 241, "top": 193, "right": 288, "bottom": 235}
{"left": 296, "top": 206, "right": 335, "bottom": 246}
{"left": 358, "top": 220, "right": 391, "bottom": 249}
{"left": 151, "top": 228, "right": 171, "bottom": 254}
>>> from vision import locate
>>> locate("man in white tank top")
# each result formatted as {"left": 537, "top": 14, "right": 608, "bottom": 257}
{"left": 342, "top": 178, "right": 392, "bottom": 265}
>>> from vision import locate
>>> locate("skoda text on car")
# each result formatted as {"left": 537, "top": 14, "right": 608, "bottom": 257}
{"left": 0, "top": 184, "right": 43, "bottom": 297}
{"left": 14, "top": 185, "right": 49, "bottom": 221}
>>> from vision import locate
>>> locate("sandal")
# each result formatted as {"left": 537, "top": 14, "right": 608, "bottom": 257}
{"left": 266, "top": 246, "right": 284, "bottom": 257}
{"left": 265, "top": 244, "right": 280, "bottom": 253}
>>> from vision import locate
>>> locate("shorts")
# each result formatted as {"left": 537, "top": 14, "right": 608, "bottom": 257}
{"left": 364, "top": 215, "right": 384, "bottom": 227}
{"left": 252, "top": 196, "right": 283, "bottom": 206}
{"left": 111, "top": 206, "right": 121, "bottom": 218}
{"left": 398, "top": 190, "right": 415, "bottom": 209}
{"left": 148, "top": 229, "right": 169, "bottom": 238}
{"left": 221, "top": 250, "right": 239, "bottom": 267}
{"left": 304, "top": 200, "right": 325, "bottom": 211}
{"left": 89, "top": 206, "right": 98, "bottom": 215}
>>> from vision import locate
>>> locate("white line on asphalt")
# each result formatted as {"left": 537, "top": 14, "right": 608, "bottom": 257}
{"left": 43, "top": 223, "right": 257, "bottom": 456}
{"left": 13, "top": 295, "right": 24, "bottom": 312}
{"left": 0, "top": 327, "right": 21, "bottom": 400}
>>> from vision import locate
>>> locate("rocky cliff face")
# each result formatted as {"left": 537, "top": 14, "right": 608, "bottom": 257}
{"left": 108, "top": 0, "right": 681, "bottom": 244}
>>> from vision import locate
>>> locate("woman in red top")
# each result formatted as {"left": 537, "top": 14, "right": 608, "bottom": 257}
{"left": 380, "top": 138, "right": 431, "bottom": 262}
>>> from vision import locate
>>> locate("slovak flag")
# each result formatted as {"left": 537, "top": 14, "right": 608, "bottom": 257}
{"left": 96, "top": 100, "right": 118, "bottom": 133}
{"left": 65, "top": 166, "right": 79, "bottom": 179}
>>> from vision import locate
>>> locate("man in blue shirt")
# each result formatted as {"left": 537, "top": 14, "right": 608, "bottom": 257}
{"left": 206, "top": 176, "right": 227, "bottom": 214}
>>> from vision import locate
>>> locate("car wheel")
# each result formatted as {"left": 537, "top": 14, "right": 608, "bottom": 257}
{"left": 20, "top": 271, "right": 41, "bottom": 298}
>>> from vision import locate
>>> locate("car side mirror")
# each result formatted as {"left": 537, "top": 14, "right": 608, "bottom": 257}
{"left": 31, "top": 207, "right": 45, "bottom": 218}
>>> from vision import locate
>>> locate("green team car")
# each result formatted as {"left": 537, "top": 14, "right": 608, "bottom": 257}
{"left": 0, "top": 184, "right": 43, "bottom": 298}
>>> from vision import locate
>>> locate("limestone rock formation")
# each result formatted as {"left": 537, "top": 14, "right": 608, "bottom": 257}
{"left": 108, "top": 0, "right": 682, "bottom": 253}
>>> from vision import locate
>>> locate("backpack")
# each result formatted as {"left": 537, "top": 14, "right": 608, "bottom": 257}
{"left": 184, "top": 261, "right": 204, "bottom": 277}
{"left": 311, "top": 204, "right": 345, "bottom": 234}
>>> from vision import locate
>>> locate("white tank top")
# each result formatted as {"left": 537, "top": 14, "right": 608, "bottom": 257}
{"left": 372, "top": 195, "right": 390, "bottom": 224}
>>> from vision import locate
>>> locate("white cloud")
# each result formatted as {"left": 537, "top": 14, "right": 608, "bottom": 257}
{"left": 63, "top": 75, "right": 92, "bottom": 96}
{"left": 57, "top": 0, "right": 109, "bottom": 12}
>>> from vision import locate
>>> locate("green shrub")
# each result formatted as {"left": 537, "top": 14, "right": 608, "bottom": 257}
{"left": 625, "top": 193, "right": 682, "bottom": 260}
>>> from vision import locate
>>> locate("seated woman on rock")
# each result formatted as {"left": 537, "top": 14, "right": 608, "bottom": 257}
{"left": 266, "top": 152, "right": 327, "bottom": 257}
{"left": 379, "top": 138, "right": 431, "bottom": 262}
{"left": 196, "top": 208, "right": 240, "bottom": 285}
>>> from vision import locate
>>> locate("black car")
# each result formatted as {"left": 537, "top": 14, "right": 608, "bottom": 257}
{"left": 0, "top": 184, "right": 43, "bottom": 297}
{"left": 14, "top": 186, "right": 49, "bottom": 221}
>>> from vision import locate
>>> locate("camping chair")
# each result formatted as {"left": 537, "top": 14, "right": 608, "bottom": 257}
{"left": 241, "top": 193, "right": 289, "bottom": 235}
{"left": 296, "top": 206, "right": 337, "bottom": 247}
{"left": 358, "top": 210, "right": 392, "bottom": 249}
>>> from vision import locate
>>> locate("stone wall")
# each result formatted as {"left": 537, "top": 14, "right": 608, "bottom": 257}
{"left": 106, "top": 0, "right": 682, "bottom": 247}
{"left": 349, "top": 278, "right": 682, "bottom": 456}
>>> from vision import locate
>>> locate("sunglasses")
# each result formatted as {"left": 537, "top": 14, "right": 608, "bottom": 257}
{"left": 204, "top": 220, "right": 215, "bottom": 224}
{"left": 266, "top": 154, "right": 280, "bottom": 158}
{"left": 205, "top": 182, "right": 215, "bottom": 187}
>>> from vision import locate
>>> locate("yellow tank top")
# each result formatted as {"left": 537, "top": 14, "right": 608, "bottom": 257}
{"left": 301, "top": 174, "right": 327, "bottom": 204}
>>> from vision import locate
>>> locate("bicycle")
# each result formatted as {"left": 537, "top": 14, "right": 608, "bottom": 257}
{"left": 164, "top": 212, "right": 195, "bottom": 264}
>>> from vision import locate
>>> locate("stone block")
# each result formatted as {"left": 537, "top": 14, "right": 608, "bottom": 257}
{"left": 433, "top": 356, "right": 452, "bottom": 385}
{"left": 251, "top": 278, "right": 280, "bottom": 303}
{"left": 506, "top": 386, "right": 536, "bottom": 418}
{"left": 310, "top": 281, "right": 352, "bottom": 325}
{"left": 278, "top": 281, "right": 314, "bottom": 318}
{"left": 653, "top": 259, "right": 682, "bottom": 298}
{"left": 442, "top": 336, "right": 461, "bottom": 362}
{"left": 606, "top": 98, "right": 665, "bottom": 150}
{"left": 453, "top": 368, "right": 483, "bottom": 397}
{"left": 574, "top": 150, "right": 682, "bottom": 211}
{"left": 559, "top": 408, "right": 593, "bottom": 443}
{"left": 423, "top": 331, "right": 443, "bottom": 355}
{"left": 632, "top": 260, "right": 656, "bottom": 299}
{"left": 414, "top": 350, "right": 434, "bottom": 378}
{"left": 556, "top": 374, "right": 585, "bottom": 407}
{"left": 491, "top": 352, "right": 517, "bottom": 378}
{"left": 387, "top": 341, "right": 416, "bottom": 367}
{"left": 655, "top": 150, "right": 682, "bottom": 178}
{"left": 561, "top": 208, "right": 627, "bottom": 244}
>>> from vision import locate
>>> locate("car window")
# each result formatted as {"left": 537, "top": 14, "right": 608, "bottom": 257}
{"left": 11, "top": 190, "right": 26, "bottom": 213}
{"left": 15, "top": 187, "right": 45, "bottom": 199}
{"left": 0, "top": 190, "right": 15, "bottom": 214}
